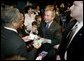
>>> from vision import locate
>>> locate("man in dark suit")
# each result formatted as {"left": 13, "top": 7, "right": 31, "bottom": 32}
{"left": 1, "top": 7, "right": 41, "bottom": 60}
{"left": 37, "top": 9, "right": 62, "bottom": 60}
{"left": 57, "top": 1, "right": 83, "bottom": 60}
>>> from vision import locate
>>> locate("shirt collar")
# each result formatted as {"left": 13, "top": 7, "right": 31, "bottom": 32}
{"left": 77, "top": 21, "right": 83, "bottom": 28}
{"left": 71, "top": 21, "right": 83, "bottom": 31}
{"left": 47, "top": 20, "right": 53, "bottom": 28}
{"left": 4, "top": 27, "right": 17, "bottom": 33}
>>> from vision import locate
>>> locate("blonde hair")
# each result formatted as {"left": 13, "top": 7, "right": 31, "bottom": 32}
{"left": 45, "top": 5, "right": 56, "bottom": 18}
{"left": 45, "top": 5, "right": 55, "bottom": 11}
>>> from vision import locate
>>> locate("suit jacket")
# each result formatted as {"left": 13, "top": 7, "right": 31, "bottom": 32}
{"left": 1, "top": 27, "right": 36, "bottom": 60}
{"left": 58, "top": 20, "right": 83, "bottom": 60}
{"left": 38, "top": 20, "right": 62, "bottom": 46}
{"left": 67, "top": 27, "right": 83, "bottom": 60}
{"left": 37, "top": 20, "right": 62, "bottom": 59}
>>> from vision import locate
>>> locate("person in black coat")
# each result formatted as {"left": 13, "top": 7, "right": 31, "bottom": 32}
{"left": 1, "top": 7, "right": 41, "bottom": 60}
{"left": 37, "top": 9, "right": 62, "bottom": 60}
{"left": 56, "top": 1, "right": 83, "bottom": 60}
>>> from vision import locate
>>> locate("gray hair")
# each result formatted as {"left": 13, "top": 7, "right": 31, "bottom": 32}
{"left": 1, "top": 7, "right": 20, "bottom": 26}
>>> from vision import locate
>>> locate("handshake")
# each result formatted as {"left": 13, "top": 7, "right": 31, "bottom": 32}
{"left": 22, "top": 33, "right": 42, "bottom": 49}
{"left": 22, "top": 32, "right": 51, "bottom": 49}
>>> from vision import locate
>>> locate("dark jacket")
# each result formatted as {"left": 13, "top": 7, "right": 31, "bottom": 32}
{"left": 38, "top": 20, "right": 62, "bottom": 46}
{"left": 1, "top": 27, "right": 36, "bottom": 60}
{"left": 37, "top": 20, "right": 62, "bottom": 59}
{"left": 58, "top": 20, "right": 83, "bottom": 60}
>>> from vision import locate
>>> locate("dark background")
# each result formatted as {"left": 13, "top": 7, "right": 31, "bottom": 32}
{"left": 1, "top": 0, "right": 74, "bottom": 9}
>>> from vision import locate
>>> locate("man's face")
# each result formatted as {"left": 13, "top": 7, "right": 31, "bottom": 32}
{"left": 17, "top": 13, "right": 24, "bottom": 29}
{"left": 44, "top": 10, "right": 54, "bottom": 23}
{"left": 32, "top": 25, "right": 38, "bottom": 33}
{"left": 70, "top": 1, "right": 83, "bottom": 19}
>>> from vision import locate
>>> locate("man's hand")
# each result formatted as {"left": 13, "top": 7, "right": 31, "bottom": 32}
{"left": 22, "top": 36, "right": 30, "bottom": 42}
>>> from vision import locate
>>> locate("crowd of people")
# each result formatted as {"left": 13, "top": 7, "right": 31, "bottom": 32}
{"left": 1, "top": 1, "right": 83, "bottom": 60}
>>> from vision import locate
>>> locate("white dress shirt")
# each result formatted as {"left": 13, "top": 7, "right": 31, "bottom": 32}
{"left": 4, "top": 27, "right": 17, "bottom": 33}
{"left": 47, "top": 20, "right": 53, "bottom": 29}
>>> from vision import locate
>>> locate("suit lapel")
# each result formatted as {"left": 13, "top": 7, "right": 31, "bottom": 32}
{"left": 48, "top": 21, "right": 56, "bottom": 31}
